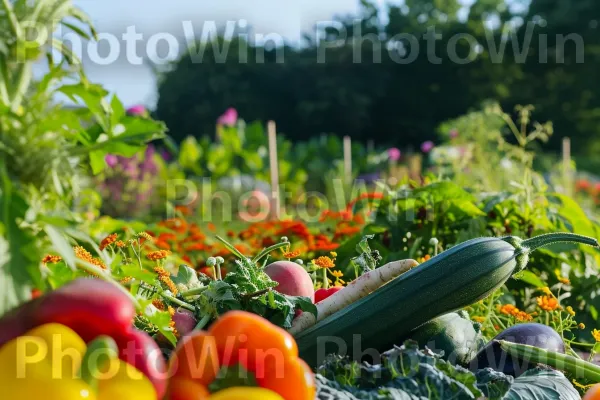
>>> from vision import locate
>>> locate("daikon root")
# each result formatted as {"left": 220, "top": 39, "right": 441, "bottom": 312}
{"left": 289, "top": 259, "right": 419, "bottom": 335}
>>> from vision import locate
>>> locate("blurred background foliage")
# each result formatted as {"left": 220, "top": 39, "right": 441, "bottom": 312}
{"left": 154, "top": 0, "right": 600, "bottom": 157}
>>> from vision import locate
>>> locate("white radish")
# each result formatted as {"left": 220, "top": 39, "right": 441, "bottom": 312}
{"left": 289, "top": 259, "right": 419, "bottom": 335}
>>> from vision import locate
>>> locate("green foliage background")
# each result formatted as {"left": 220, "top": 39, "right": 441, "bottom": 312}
{"left": 155, "top": 0, "right": 600, "bottom": 154}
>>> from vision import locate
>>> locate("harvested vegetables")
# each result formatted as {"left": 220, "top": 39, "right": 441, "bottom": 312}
{"left": 168, "top": 310, "right": 315, "bottom": 400}
{"left": 0, "top": 323, "right": 156, "bottom": 400}
{"left": 289, "top": 258, "right": 418, "bottom": 335}
{"left": 0, "top": 279, "right": 167, "bottom": 398}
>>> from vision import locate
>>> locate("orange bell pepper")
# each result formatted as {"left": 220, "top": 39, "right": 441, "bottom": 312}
{"left": 167, "top": 311, "right": 314, "bottom": 400}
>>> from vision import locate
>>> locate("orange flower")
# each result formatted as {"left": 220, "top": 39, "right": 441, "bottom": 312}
{"left": 472, "top": 316, "right": 485, "bottom": 323}
{"left": 120, "top": 276, "right": 133, "bottom": 284}
{"left": 42, "top": 254, "right": 62, "bottom": 264}
{"left": 498, "top": 304, "right": 519, "bottom": 316}
{"left": 74, "top": 246, "right": 106, "bottom": 269}
{"left": 283, "top": 250, "right": 301, "bottom": 259}
{"left": 99, "top": 233, "right": 118, "bottom": 251}
{"left": 147, "top": 250, "right": 171, "bottom": 261}
{"left": 115, "top": 240, "right": 127, "bottom": 248}
{"left": 207, "top": 222, "right": 216, "bottom": 232}
{"left": 514, "top": 311, "right": 533, "bottom": 322}
{"left": 537, "top": 296, "right": 561, "bottom": 312}
{"left": 154, "top": 267, "right": 178, "bottom": 295}
{"left": 175, "top": 205, "right": 192, "bottom": 215}
{"left": 154, "top": 240, "right": 171, "bottom": 251}
{"left": 152, "top": 299, "right": 166, "bottom": 310}
{"left": 313, "top": 256, "right": 335, "bottom": 269}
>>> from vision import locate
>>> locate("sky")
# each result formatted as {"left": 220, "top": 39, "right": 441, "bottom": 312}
{"left": 69, "top": 0, "right": 393, "bottom": 108}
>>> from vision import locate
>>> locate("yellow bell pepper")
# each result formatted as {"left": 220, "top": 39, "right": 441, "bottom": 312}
{"left": 210, "top": 387, "right": 285, "bottom": 400}
{"left": 0, "top": 323, "right": 157, "bottom": 400}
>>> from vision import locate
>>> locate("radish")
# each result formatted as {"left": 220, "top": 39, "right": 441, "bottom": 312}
{"left": 289, "top": 259, "right": 418, "bottom": 335}
{"left": 264, "top": 260, "right": 315, "bottom": 302}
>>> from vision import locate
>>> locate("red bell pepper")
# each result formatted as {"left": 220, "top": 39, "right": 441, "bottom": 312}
{"left": 0, "top": 278, "right": 167, "bottom": 398}
{"left": 314, "top": 286, "right": 343, "bottom": 303}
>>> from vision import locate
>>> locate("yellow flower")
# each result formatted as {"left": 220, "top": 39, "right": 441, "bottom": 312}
{"left": 472, "top": 316, "right": 486, "bottom": 323}
{"left": 579, "top": 323, "right": 586, "bottom": 329}
{"left": 541, "top": 286, "right": 553, "bottom": 296}
{"left": 592, "top": 329, "right": 600, "bottom": 342}
{"left": 566, "top": 306, "right": 576, "bottom": 316}
{"left": 330, "top": 252, "right": 337, "bottom": 258}
{"left": 74, "top": 246, "right": 106, "bottom": 269}
{"left": 331, "top": 270, "right": 344, "bottom": 278}
{"left": 313, "top": 256, "right": 335, "bottom": 269}
{"left": 558, "top": 276, "right": 571, "bottom": 285}
{"left": 537, "top": 296, "right": 560, "bottom": 312}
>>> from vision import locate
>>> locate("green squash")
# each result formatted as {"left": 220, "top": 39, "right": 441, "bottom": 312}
{"left": 407, "top": 311, "right": 485, "bottom": 366}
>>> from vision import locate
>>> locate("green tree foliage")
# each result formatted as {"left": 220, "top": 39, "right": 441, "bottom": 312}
{"left": 155, "top": 0, "right": 599, "bottom": 154}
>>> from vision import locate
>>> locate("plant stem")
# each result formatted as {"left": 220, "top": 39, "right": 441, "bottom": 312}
{"left": 180, "top": 286, "right": 208, "bottom": 297}
{"left": 1, "top": 0, "right": 22, "bottom": 40}
{"left": 499, "top": 340, "right": 600, "bottom": 381}
{"left": 160, "top": 291, "right": 195, "bottom": 312}
{"left": 521, "top": 233, "right": 599, "bottom": 254}
{"left": 194, "top": 314, "right": 211, "bottom": 331}
{"left": 322, "top": 268, "right": 329, "bottom": 289}
{"left": 252, "top": 242, "right": 290, "bottom": 264}
{"left": 215, "top": 235, "right": 246, "bottom": 259}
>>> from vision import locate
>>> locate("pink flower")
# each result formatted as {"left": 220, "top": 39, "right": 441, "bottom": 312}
{"left": 105, "top": 154, "right": 118, "bottom": 168}
{"left": 126, "top": 105, "right": 147, "bottom": 116}
{"left": 421, "top": 141, "right": 435, "bottom": 153}
{"left": 449, "top": 129, "right": 459, "bottom": 139}
{"left": 388, "top": 147, "right": 401, "bottom": 161}
{"left": 217, "top": 108, "right": 238, "bottom": 127}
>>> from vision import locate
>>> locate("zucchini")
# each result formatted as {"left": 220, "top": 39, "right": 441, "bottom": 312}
{"left": 296, "top": 233, "right": 598, "bottom": 367}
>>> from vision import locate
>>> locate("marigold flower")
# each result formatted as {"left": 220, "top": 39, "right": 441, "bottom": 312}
{"left": 147, "top": 250, "right": 171, "bottom": 261}
{"left": 120, "top": 276, "right": 133, "bottom": 284}
{"left": 593, "top": 329, "right": 600, "bottom": 342}
{"left": 312, "top": 256, "right": 335, "bottom": 269}
{"left": 99, "top": 233, "right": 118, "bottom": 250}
{"left": 541, "top": 286, "right": 553, "bottom": 296}
{"left": 514, "top": 311, "right": 533, "bottom": 322}
{"left": 42, "top": 254, "right": 62, "bottom": 264}
{"left": 115, "top": 240, "right": 127, "bottom": 248}
{"left": 498, "top": 304, "right": 519, "bottom": 316}
{"left": 537, "top": 296, "right": 560, "bottom": 311}
{"left": 154, "top": 267, "right": 178, "bottom": 295}
{"left": 137, "top": 232, "right": 154, "bottom": 242}
{"left": 74, "top": 246, "right": 106, "bottom": 269}
{"left": 152, "top": 299, "right": 166, "bottom": 310}
{"left": 283, "top": 250, "right": 301, "bottom": 259}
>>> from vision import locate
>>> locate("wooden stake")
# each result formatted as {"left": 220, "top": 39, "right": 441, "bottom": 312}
{"left": 343, "top": 136, "right": 352, "bottom": 185}
{"left": 562, "top": 137, "right": 572, "bottom": 195}
{"left": 267, "top": 121, "right": 280, "bottom": 220}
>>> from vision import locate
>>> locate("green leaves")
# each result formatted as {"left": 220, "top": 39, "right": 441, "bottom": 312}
{"left": 316, "top": 341, "right": 581, "bottom": 400}
{"left": 0, "top": 165, "right": 35, "bottom": 315}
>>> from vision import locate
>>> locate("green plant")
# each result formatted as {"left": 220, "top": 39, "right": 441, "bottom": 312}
{"left": 0, "top": 0, "right": 166, "bottom": 315}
